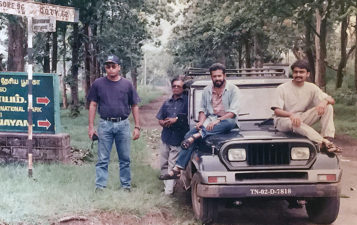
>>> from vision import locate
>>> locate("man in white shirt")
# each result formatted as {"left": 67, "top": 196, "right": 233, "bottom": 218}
{"left": 271, "top": 60, "right": 341, "bottom": 153}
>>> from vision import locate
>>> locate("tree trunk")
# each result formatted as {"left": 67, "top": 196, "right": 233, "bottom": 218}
{"left": 238, "top": 44, "right": 243, "bottom": 68}
{"left": 62, "top": 26, "right": 68, "bottom": 109}
{"left": 91, "top": 24, "right": 98, "bottom": 83}
{"left": 304, "top": 18, "right": 315, "bottom": 83}
{"left": 131, "top": 67, "right": 138, "bottom": 89}
{"left": 84, "top": 23, "right": 91, "bottom": 109}
{"left": 70, "top": 23, "right": 80, "bottom": 108}
{"left": 43, "top": 33, "right": 51, "bottom": 73}
{"left": 314, "top": 8, "right": 328, "bottom": 89}
{"left": 253, "top": 32, "right": 263, "bottom": 68}
{"left": 7, "top": 17, "right": 26, "bottom": 72}
{"left": 244, "top": 38, "right": 251, "bottom": 68}
{"left": 336, "top": 9, "right": 348, "bottom": 89}
{"left": 52, "top": 30, "right": 58, "bottom": 73}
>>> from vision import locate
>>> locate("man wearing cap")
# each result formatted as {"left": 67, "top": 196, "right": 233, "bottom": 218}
{"left": 87, "top": 55, "right": 141, "bottom": 192}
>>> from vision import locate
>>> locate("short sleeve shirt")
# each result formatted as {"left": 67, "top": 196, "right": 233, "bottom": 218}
{"left": 271, "top": 81, "right": 329, "bottom": 113}
{"left": 87, "top": 77, "right": 140, "bottom": 118}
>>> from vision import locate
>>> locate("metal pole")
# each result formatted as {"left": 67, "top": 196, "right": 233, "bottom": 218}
{"left": 27, "top": 16, "right": 34, "bottom": 177}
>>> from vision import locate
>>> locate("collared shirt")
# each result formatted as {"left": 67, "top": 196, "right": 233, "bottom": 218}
{"left": 199, "top": 81, "right": 240, "bottom": 127}
{"left": 212, "top": 85, "right": 226, "bottom": 117}
{"left": 156, "top": 94, "right": 189, "bottom": 146}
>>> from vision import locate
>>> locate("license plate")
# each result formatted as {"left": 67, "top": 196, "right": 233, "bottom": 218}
{"left": 249, "top": 188, "right": 292, "bottom": 196}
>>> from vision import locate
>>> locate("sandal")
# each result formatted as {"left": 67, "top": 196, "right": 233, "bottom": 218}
{"left": 181, "top": 136, "right": 196, "bottom": 150}
{"left": 159, "top": 169, "right": 181, "bottom": 180}
{"left": 323, "top": 142, "right": 343, "bottom": 153}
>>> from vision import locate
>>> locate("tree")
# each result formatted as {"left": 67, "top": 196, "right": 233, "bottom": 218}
{"left": 7, "top": 16, "right": 26, "bottom": 72}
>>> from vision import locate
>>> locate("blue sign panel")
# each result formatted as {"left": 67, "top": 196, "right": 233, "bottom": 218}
{"left": 0, "top": 72, "right": 61, "bottom": 134}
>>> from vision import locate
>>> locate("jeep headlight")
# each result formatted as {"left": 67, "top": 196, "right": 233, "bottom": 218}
{"left": 228, "top": 148, "right": 246, "bottom": 161}
{"left": 291, "top": 147, "right": 310, "bottom": 160}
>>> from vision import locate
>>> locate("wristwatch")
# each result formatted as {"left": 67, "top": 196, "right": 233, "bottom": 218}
{"left": 134, "top": 126, "right": 141, "bottom": 131}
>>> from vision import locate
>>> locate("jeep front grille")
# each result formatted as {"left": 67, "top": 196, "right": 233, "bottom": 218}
{"left": 247, "top": 143, "right": 290, "bottom": 165}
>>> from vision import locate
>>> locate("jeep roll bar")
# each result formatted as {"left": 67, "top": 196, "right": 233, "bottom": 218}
{"left": 185, "top": 66, "right": 289, "bottom": 77}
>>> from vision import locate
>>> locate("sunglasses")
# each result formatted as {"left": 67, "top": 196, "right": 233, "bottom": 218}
{"left": 172, "top": 85, "right": 183, "bottom": 88}
{"left": 105, "top": 64, "right": 117, "bottom": 69}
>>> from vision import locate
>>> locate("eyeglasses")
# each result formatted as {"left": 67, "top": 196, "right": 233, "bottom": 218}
{"left": 105, "top": 64, "right": 117, "bottom": 69}
{"left": 172, "top": 85, "right": 183, "bottom": 88}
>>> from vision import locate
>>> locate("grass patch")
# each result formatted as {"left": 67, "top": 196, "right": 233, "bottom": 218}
{"left": 0, "top": 139, "right": 171, "bottom": 223}
{"left": 334, "top": 104, "right": 357, "bottom": 138}
{"left": 325, "top": 71, "right": 357, "bottom": 139}
{"left": 137, "top": 85, "right": 163, "bottom": 106}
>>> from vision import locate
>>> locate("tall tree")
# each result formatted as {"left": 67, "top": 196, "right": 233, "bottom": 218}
{"left": 7, "top": 17, "right": 26, "bottom": 72}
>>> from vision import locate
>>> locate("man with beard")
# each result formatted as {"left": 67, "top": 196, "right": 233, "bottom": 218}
{"left": 160, "top": 63, "right": 240, "bottom": 180}
{"left": 271, "top": 60, "right": 341, "bottom": 153}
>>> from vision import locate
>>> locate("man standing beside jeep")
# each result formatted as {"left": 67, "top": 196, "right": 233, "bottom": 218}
{"left": 156, "top": 77, "right": 189, "bottom": 195}
{"left": 271, "top": 59, "right": 341, "bottom": 153}
{"left": 87, "top": 55, "right": 141, "bottom": 192}
{"left": 160, "top": 63, "right": 240, "bottom": 180}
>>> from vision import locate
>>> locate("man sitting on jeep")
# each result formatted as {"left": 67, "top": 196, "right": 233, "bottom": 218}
{"left": 160, "top": 63, "right": 240, "bottom": 180}
{"left": 271, "top": 59, "right": 341, "bottom": 153}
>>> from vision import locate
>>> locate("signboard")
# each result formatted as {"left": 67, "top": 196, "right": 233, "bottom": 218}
{"left": 0, "top": 72, "right": 61, "bottom": 134}
{"left": 0, "top": 0, "right": 79, "bottom": 22}
{"left": 32, "top": 17, "right": 56, "bottom": 33}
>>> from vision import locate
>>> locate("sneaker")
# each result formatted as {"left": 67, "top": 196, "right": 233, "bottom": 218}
{"left": 95, "top": 187, "right": 104, "bottom": 193}
{"left": 123, "top": 187, "right": 131, "bottom": 192}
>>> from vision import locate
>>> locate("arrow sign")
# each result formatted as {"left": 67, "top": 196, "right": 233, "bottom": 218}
{"left": 37, "top": 119, "right": 51, "bottom": 129}
{"left": 36, "top": 96, "right": 50, "bottom": 106}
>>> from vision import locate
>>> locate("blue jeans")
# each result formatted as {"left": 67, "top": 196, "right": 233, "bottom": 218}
{"left": 175, "top": 118, "right": 237, "bottom": 169}
{"left": 96, "top": 119, "right": 131, "bottom": 189}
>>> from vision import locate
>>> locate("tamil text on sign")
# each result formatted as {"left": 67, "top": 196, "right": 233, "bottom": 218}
{"left": 32, "top": 17, "right": 56, "bottom": 33}
{"left": 0, "top": 0, "right": 78, "bottom": 22}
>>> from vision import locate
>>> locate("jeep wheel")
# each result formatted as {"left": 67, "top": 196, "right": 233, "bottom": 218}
{"left": 306, "top": 197, "right": 340, "bottom": 224}
{"left": 191, "top": 173, "right": 217, "bottom": 224}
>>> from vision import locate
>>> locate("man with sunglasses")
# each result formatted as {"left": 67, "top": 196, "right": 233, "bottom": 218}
{"left": 156, "top": 77, "right": 189, "bottom": 195}
{"left": 87, "top": 55, "right": 141, "bottom": 192}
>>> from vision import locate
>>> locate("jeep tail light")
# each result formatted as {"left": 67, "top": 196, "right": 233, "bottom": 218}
{"left": 318, "top": 174, "right": 337, "bottom": 182}
{"left": 208, "top": 176, "right": 226, "bottom": 183}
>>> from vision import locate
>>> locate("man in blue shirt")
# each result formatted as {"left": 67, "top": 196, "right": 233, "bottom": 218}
{"left": 87, "top": 55, "right": 141, "bottom": 192}
{"left": 160, "top": 63, "right": 240, "bottom": 180}
{"left": 156, "top": 77, "right": 189, "bottom": 194}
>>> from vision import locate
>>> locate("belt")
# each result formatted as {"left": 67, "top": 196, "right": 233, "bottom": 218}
{"left": 101, "top": 116, "right": 127, "bottom": 122}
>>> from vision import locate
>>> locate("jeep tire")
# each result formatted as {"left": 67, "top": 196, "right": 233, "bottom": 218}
{"left": 191, "top": 173, "right": 218, "bottom": 224}
{"left": 306, "top": 197, "right": 340, "bottom": 224}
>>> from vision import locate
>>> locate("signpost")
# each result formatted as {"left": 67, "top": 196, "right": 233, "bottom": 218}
{"left": 0, "top": 0, "right": 78, "bottom": 177}
{"left": 32, "top": 17, "right": 56, "bottom": 33}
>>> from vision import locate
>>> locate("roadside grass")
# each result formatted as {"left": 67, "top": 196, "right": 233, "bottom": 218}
{"left": 0, "top": 86, "right": 192, "bottom": 224}
{"left": 0, "top": 139, "right": 173, "bottom": 224}
{"left": 326, "top": 71, "right": 357, "bottom": 139}
{"left": 334, "top": 104, "right": 357, "bottom": 138}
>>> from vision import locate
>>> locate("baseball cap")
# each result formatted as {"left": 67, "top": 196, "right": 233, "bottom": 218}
{"left": 105, "top": 55, "right": 120, "bottom": 65}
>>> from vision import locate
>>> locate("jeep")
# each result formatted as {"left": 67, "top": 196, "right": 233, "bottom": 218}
{"left": 181, "top": 66, "right": 342, "bottom": 224}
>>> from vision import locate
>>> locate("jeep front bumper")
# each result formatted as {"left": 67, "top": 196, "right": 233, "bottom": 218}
{"left": 197, "top": 183, "right": 340, "bottom": 198}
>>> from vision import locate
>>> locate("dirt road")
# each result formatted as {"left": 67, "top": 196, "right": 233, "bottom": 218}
{"left": 141, "top": 91, "right": 357, "bottom": 225}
